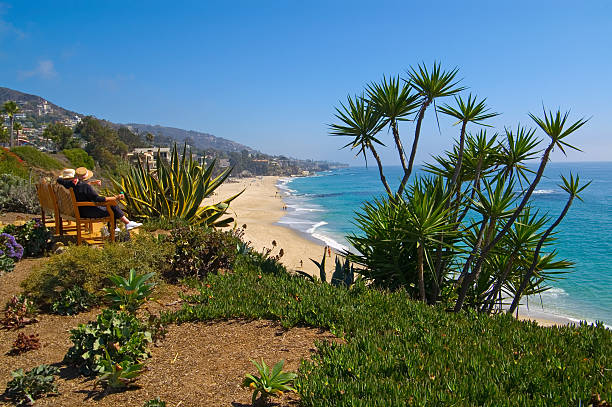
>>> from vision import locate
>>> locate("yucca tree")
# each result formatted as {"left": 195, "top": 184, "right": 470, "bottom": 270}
{"left": 330, "top": 94, "right": 391, "bottom": 195}
{"left": 480, "top": 208, "right": 548, "bottom": 312}
{"left": 495, "top": 126, "right": 541, "bottom": 186}
{"left": 403, "top": 178, "right": 455, "bottom": 302}
{"left": 453, "top": 109, "right": 587, "bottom": 311}
{"left": 2, "top": 101, "right": 19, "bottom": 148}
{"left": 454, "top": 178, "right": 517, "bottom": 311}
{"left": 508, "top": 173, "right": 590, "bottom": 314}
{"left": 334, "top": 65, "right": 587, "bottom": 315}
{"left": 366, "top": 76, "right": 420, "bottom": 196}
{"left": 438, "top": 94, "right": 499, "bottom": 191}
{"left": 400, "top": 62, "right": 464, "bottom": 193}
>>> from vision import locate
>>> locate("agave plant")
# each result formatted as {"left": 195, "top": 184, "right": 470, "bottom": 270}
{"left": 112, "top": 143, "right": 241, "bottom": 227}
{"left": 242, "top": 359, "right": 296, "bottom": 405}
{"left": 104, "top": 269, "right": 155, "bottom": 313}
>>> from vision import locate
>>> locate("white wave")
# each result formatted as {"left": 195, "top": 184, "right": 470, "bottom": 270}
{"left": 286, "top": 204, "right": 325, "bottom": 212}
{"left": 277, "top": 219, "right": 313, "bottom": 225}
{"left": 311, "top": 232, "right": 350, "bottom": 253}
{"left": 539, "top": 287, "right": 569, "bottom": 298}
{"left": 307, "top": 221, "right": 328, "bottom": 234}
{"left": 533, "top": 189, "right": 556, "bottom": 195}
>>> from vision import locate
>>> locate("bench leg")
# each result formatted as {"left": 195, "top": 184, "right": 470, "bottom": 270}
{"left": 76, "top": 221, "right": 82, "bottom": 245}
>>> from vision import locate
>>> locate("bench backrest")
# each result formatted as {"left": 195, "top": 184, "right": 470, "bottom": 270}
{"left": 51, "top": 183, "right": 77, "bottom": 219}
{"left": 36, "top": 179, "right": 55, "bottom": 213}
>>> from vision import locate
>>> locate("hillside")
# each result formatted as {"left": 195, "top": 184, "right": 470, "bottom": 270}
{"left": 124, "top": 123, "right": 254, "bottom": 153}
{"left": 0, "top": 87, "right": 79, "bottom": 127}
{"left": 0, "top": 87, "right": 253, "bottom": 153}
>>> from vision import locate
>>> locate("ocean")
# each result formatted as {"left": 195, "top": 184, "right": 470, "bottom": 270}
{"left": 277, "top": 163, "right": 612, "bottom": 326}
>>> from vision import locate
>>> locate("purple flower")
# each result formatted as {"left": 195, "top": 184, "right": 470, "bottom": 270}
{"left": 0, "top": 233, "right": 23, "bottom": 261}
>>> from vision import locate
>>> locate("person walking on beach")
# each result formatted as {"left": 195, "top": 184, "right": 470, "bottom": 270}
{"left": 56, "top": 167, "right": 142, "bottom": 231}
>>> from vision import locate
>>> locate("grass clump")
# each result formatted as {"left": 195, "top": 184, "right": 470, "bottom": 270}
{"left": 21, "top": 234, "right": 173, "bottom": 310}
{"left": 62, "top": 148, "right": 94, "bottom": 169}
{"left": 163, "top": 256, "right": 611, "bottom": 406}
{"left": 11, "top": 146, "right": 63, "bottom": 171}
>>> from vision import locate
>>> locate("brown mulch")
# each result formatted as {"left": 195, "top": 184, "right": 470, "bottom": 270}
{"left": 0, "top": 249, "right": 338, "bottom": 407}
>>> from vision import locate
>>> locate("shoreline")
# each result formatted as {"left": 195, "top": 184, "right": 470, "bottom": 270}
{"left": 210, "top": 175, "right": 599, "bottom": 328}
{"left": 204, "top": 176, "right": 336, "bottom": 278}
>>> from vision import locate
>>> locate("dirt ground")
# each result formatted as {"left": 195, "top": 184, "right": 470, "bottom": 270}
{"left": 0, "top": 252, "right": 337, "bottom": 407}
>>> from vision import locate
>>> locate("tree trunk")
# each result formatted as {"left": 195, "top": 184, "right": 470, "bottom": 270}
{"left": 454, "top": 217, "right": 497, "bottom": 311}
{"left": 508, "top": 195, "right": 574, "bottom": 314}
{"left": 397, "top": 101, "right": 431, "bottom": 195}
{"left": 9, "top": 116, "right": 14, "bottom": 148}
{"left": 482, "top": 253, "right": 516, "bottom": 313}
{"left": 449, "top": 120, "right": 468, "bottom": 192}
{"left": 369, "top": 143, "right": 392, "bottom": 196}
{"left": 417, "top": 243, "right": 426, "bottom": 302}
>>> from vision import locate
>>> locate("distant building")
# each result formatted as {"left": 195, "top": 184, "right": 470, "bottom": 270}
{"left": 37, "top": 100, "right": 53, "bottom": 116}
{"left": 218, "top": 158, "right": 230, "bottom": 168}
{"left": 128, "top": 147, "right": 171, "bottom": 170}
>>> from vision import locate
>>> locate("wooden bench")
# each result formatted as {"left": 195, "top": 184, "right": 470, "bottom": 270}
{"left": 50, "top": 183, "right": 117, "bottom": 245}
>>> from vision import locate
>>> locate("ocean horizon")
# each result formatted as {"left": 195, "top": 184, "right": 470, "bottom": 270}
{"left": 276, "top": 162, "right": 612, "bottom": 327}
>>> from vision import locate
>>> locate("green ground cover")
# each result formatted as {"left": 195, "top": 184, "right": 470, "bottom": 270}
{"left": 11, "top": 146, "right": 63, "bottom": 171}
{"left": 164, "top": 255, "right": 611, "bottom": 406}
{"left": 18, "top": 230, "right": 611, "bottom": 406}
{"left": 0, "top": 148, "right": 29, "bottom": 178}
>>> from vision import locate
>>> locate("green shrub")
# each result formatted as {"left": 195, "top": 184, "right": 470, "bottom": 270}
{"left": 51, "top": 286, "right": 96, "bottom": 316}
{"left": 0, "top": 147, "right": 29, "bottom": 179}
{"left": 166, "top": 226, "right": 239, "bottom": 281}
{"left": 21, "top": 234, "right": 174, "bottom": 310}
{"left": 95, "top": 349, "right": 145, "bottom": 390}
{"left": 4, "top": 364, "right": 59, "bottom": 406}
{"left": 65, "top": 308, "right": 151, "bottom": 376}
{"left": 11, "top": 146, "right": 63, "bottom": 171}
{"left": 62, "top": 148, "right": 94, "bottom": 169}
{"left": 0, "top": 174, "right": 40, "bottom": 214}
{"left": 142, "top": 217, "right": 191, "bottom": 231}
{"left": 162, "top": 264, "right": 612, "bottom": 406}
{"left": 2, "top": 219, "right": 52, "bottom": 257}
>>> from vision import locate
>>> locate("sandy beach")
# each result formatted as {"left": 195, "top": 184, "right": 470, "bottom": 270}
{"left": 206, "top": 176, "right": 333, "bottom": 278}
{"left": 209, "top": 175, "right": 577, "bottom": 327}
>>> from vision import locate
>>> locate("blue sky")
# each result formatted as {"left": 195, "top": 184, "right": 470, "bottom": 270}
{"left": 1, "top": 1, "right": 611, "bottom": 165}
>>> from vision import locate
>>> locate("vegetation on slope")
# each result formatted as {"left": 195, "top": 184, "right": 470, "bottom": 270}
{"left": 11, "top": 146, "right": 63, "bottom": 171}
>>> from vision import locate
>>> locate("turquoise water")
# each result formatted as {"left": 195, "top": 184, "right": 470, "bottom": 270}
{"left": 277, "top": 163, "right": 612, "bottom": 326}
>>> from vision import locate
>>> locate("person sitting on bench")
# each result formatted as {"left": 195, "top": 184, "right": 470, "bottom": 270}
{"left": 56, "top": 167, "right": 142, "bottom": 231}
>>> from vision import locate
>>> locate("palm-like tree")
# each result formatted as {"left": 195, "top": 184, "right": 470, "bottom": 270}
{"left": 400, "top": 62, "right": 464, "bottom": 193}
{"left": 454, "top": 178, "right": 517, "bottom": 311}
{"left": 508, "top": 173, "right": 590, "bottom": 314}
{"left": 495, "top": 126, "right": 541, "bottom": 187}
{"left": 454, "top": 109, "right": 588, "bottom": 312}
{"left": 404, "top": 178, "right": 455, "bottom": 302}
{"left": 480, "top": 208, "right": 548, "bottom": 312}
{"left": 330, "top": 94, "right": 391, "bottom": 195}
{"left": 2, "top": 101, "right": 19, "bottom": 148}
{"left": 366, "top": 76, "right": 420, "bottom": 196}
{"left": 438, "top": 94, "right": 499, "bottom": 191}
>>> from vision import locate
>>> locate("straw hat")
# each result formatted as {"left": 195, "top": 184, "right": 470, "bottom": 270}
{"left": 59, "top": 168, "right": 76, "bottom": 179}
{"left": 75, "top": 167, "right": 93, "bottom": 181}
